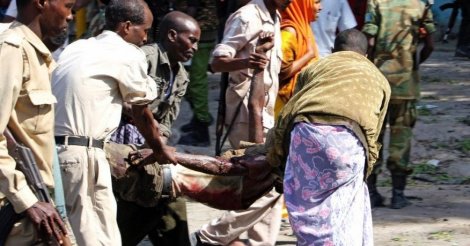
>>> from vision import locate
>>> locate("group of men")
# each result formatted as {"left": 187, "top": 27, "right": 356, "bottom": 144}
{"left": 0, "top": 0, "right": 437, "bottom": 246}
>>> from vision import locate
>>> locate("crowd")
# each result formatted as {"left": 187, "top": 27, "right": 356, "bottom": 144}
{"left": 0, "top": 0, "right": 469, "bottom": 246}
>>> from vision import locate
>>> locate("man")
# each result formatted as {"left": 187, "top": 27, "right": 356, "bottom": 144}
{"left": 112, "top": 11, "right": 201, "bottom": 246}
{"left": 52, "top": 0, "right": 173, "bottom": 245}
{"left": 455, "top": 0, "right": 470, "bottom": 58}
{"left": 177, "top": 0, "right": 218, "bottom": 147}
{"left": 362, "top": 0, "right": 435, "bottom": 209}
{"left": 0, "top": 0, "right": 74, "bottom": 244}
{"left": 268, "top": 28, "right": 390, "bottom": 245}
{"left": 311, "top": 0, "right": 356, "bottom": 58}
{"left": 194, "top": 0, "right": 290, "bottom": 245}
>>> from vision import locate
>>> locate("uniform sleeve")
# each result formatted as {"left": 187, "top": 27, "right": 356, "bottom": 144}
{"left": 338, "top": 0, "right": 358, "bottom": 31}
{"left": 117, "top": 50, "right": 158, "bottom": 105}
{"left": 0, "top": 43, "right": 39, "bottom": 213}
{"left": 362, "top": 0, "right": 379, "bottom": 37}
{"left": 212, "top": 12, "right": 254, "bottom": 58}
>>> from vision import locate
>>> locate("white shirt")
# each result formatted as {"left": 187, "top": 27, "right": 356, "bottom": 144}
{"left": 213, "top": 0, "right": 282, "bottom": 129}
{"left": 53, "top": 31, "right": 158, "bottom": 140}
{"left": 311, "top": 0, "right": 357, "bottom": 58}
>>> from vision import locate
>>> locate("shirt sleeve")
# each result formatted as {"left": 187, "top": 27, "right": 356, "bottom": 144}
{"left": 338, "top": 0, "right": 358, "bottom": 31}
{"left": 0, "top": 42, "right": 39, "bottom": 213}
{"left": 362, "top": 0, "right": 379, "bottom": 37}
{"left": 117, "top": 50, "right": 158, "bottom": 105}
{"left": 212, "top": 12, "right": 253, "bottom": 58}
{"left": 422, "top": 3, "right": 436, "bottom": 34}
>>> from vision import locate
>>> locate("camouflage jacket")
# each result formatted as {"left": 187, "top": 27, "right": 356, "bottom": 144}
{"left": 362, "top": 0, "right": 435, "bottom": 99}
{"left": 141, "top": 43, "right": 189, "bottom": 137}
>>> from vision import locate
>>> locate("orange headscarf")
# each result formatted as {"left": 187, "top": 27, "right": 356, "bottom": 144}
{"left": 278, "top": 0, "right": 319, "bottom": 104}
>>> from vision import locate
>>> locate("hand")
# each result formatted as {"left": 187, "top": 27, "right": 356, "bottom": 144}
{"left": 25, "top": 202, "right": 68, "bottom": 245}
{"left": 247, "top": 52, "right": 269, "bottom": 70}
{"left": 255, "top": 31, "right": 275, "bottom": 54}
{"left": 154, "top": 145, "right": 177, "bottom": 165}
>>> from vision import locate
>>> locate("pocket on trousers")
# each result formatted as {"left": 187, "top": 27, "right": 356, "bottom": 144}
{"left": 59, "top": 155, "right": 83, "bottom": 185}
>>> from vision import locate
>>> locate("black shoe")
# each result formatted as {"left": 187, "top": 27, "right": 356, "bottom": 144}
{"left": 391, "top": 189, "right": 412, "bottom": 209}
{"left": 178, "top": 128, "right": 210, "bottom": 147}
{"left": 369, "top": 190, "right": 385, "bottom": 208}
{"left": 180, "top": 116, "right": 213, "bottom": 133}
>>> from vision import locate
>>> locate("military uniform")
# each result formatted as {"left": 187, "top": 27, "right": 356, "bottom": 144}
{"left": 114, "top": 43, "right": 191, "bottom": 246}
{"left": 362, "top": 0, "right": 435, "bottom": 208}
{"left": 178, "top": 0, "right": 219, "bottom": 146}
{"left": 0, "top": 22, "right": 57, "bottom": 244}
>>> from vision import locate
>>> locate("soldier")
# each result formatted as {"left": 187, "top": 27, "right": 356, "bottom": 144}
{"left": 362, "top": 0, "right": 435, "bottom": 209}
{"left": 177, "top": 0, "right": 219, "bottom": 147}
{"left": 0, "top": 0, "right": 74, "bottom": 244}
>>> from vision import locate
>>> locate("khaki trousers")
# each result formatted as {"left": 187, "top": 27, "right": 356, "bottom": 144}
{"left": 198, "top": 189, "right": 283, "bottom": 246}
{"left": 58, "top": 145, "right": 121, "bottom": 246}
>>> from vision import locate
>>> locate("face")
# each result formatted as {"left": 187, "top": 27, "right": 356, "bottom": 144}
{"left": 313, "top": 0, "right": 322, "bottom": 19}
{"left": 40, "top": 0, "right": 75, "bottom": 38}
{"left": 169, "top": 21, "right": 201, "bottom": 62}
{"left": 125, "top": 7, "right": 153, "bottom": 47}
{"left": 273, "top": 0, "right": 292, "bottom": 11}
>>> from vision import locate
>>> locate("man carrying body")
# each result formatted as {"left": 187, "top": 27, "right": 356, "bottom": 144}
{"left": 52, "top": 0, "right": 175, "bottom": 245}
{"left": 0, "top": 0, "right": 74, "bottom": 244}
{"left": 112, "top": 11, "right": 201, "bottom": 246}
{"left": 362, "top": 0, "right": 435, "bottom": 209}
{"left": 194, "top": 0, "right": 290, "bottom": 245}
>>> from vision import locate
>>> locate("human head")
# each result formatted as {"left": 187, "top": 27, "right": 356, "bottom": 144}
{"left": 281, "top": 0, "right": 321, "bottom": 25}
{"left": 159, "top": 11, "right": 201, "bottom": 65}
{"left": 272, "top": 0, "right": 292, "bottom": 11}
{"left": 105, "top": 0, "right": 153, "bottom": 46}
{"left": 16, "top": 0, "right": 75, "bottom": 41}
{"left": 333, "top": 29, "right": 368, "bottom": 55}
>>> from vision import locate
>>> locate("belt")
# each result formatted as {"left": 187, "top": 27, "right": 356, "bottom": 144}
{"left": 55, "top": 136, "right": 104, "bottom": 149}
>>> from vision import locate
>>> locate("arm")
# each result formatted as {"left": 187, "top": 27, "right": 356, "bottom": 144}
{"left": 211, "top": 13, "right": 268, "bottom": 72}
{"left": 0, "top": 42, "right": 67, "bottom": 243}
{"left": 362, "top": 0, "right": 379, "bottom": 61}
{"left": 132, "top": 104, "right": 177, "bottom": 164}
{"left": 211, "top": 53, "right": 269, "bottom": 72}
{"left": 248, "top": 32, "right": 274, "bottom": 143}
{"left": 279, "top": 28, "right": 316, "bottom": 82}
{"left": 419, "top": 32, "right": 434, "bottom": 65}
{"left": 366, "top": 35, "right": 376, "bottom": 61}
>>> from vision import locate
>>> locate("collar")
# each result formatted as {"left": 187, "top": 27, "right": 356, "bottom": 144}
{"left": 252, "top": 0, "right": 279, "bottom": 25}
{"left": 155, "top": 43, "right": 188, "bottom": 80}
{"left": 9, "top": 21, "right": 54, "bottom": 66}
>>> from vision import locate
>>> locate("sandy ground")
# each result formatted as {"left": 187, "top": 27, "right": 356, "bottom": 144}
{"left": 139, "top": 39, "right": 470, "bottom": 245}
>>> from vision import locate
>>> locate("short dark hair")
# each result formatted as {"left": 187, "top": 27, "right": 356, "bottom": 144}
{"left": 105, "top": 0, "right": 147, "bottom": 31}
{"left": 158, "top": 11, "right": 198, "bottom": 43}
{"left": 333, "top": 29, "right": 368, "bottom": 55}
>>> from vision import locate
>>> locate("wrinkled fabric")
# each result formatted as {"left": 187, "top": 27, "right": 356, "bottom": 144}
{"left": 284, "top": 123, "right": 373, "bottom": 246}
{"left": 267, "top": 51, "right": 391, "bottom": 176}
{"left": 278, "top": 0, "right": 319, "bottom": 104}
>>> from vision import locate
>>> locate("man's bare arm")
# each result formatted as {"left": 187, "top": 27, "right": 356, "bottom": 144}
{"left": 419, "top": 33, "right": 434, "bottom": 65}
{"left": 211, "top": 53, "right": 269, "bottom": 73}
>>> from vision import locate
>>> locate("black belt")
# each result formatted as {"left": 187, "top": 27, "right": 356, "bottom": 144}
{"left": 55, "top": 136, "right": 104, "bottom": 149}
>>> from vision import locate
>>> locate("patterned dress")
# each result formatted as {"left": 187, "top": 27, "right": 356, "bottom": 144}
{"left": 283, "top": 122, "right": 373, "bottom": 246}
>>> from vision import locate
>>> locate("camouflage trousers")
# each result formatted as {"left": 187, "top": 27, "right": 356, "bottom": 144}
{"left": 372, "top": 99, "right": 417, "bottom": 176}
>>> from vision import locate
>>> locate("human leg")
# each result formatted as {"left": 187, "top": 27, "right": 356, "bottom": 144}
{"left": 197, "top": 189, "right": 282, "bottom": 245}
{"left": 59, "top": 145, "right": 121, "bottom": 246}
{"left": 386, "top": 100, "right": 417, "bottom": 209}
{"left": 283, "top": 123, "right": 372, "bottom": 245}
{"left": 179, "top": 41, "right": 215, "bottom": 146}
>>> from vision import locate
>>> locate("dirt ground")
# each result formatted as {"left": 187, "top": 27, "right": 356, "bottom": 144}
{"left": 148, "top": 39, "right": 470, "bottom": 246}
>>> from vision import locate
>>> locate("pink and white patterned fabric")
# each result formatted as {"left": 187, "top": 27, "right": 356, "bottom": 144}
{"left": 284, "top": 122, "right": 373, "bottom": 246}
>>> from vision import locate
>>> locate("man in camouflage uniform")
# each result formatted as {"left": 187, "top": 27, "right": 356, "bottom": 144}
{"left": 362, "top": 0, "right": 435, "bottom": 209}
{"left": 177, "top": 0, "right": 219, "bottom": 146}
